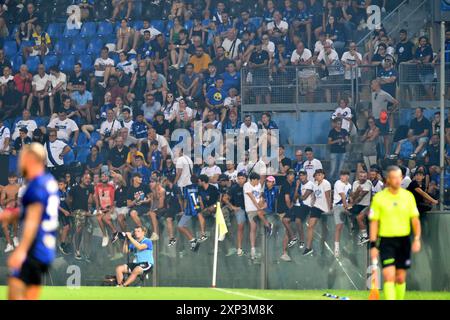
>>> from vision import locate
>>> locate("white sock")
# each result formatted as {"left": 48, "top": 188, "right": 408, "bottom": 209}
{"left": 335, "top": 242, "right": 340, "bottom": 250}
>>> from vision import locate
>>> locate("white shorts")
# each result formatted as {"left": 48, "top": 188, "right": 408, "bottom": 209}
{"left": 30, "top": 47, "right": 49, "bottom": 56}
{"left": 115, "top": 207, "right": 129, "bottom": 217}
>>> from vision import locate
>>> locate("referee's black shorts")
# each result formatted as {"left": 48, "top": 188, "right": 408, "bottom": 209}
{"left": 10, "top": 256, "right": 50, "bottom": 285}
{"left": 379, "top": 236, "right": 412, "bottom": 270}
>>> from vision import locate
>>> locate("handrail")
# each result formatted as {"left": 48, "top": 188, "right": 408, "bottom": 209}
{"left": 356, "top": 0, "right": 409, "bottom": 47}
{"left": 387, "top": 0, "right": 428, "bottom": 37}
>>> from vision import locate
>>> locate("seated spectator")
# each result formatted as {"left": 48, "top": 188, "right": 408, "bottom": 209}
{"left": 371, "top": 43, "right": 388, "bottom": 66}
{"left": 141, "top": 93, "right": 161, "bottom": 122}
{"left": 99, "top": 109, "right": 123, "bottom": 144}
{"left": 161, "top": 92, "right": 179, "bottom": 122}
{"left": 407, "top": 170, "right": 438, "bottom": 215}
{"left": 22, "top": 24, "right": 51, "bottom": 59}
{"left": 236, "top": 31, "right": 255, "bottom": 69}
{"left": 126, "top": 143, "right": 147, "bottom": 167}
{"left": 391, "top": 129, "right": 417, "bottom": 161}
{"left": 200, "top": 156, "right": 222, "bottom": 186}
{"left": 13, "top": 64, "right": 33, "bottom": 109}
{"left": 152, "top": 111, "right": 170, "bottom": 137}
{"left": 94, "top": 47, "right": 116, "bottom": 88}
{"left": 176, "top": 63, "right": 202, "bottom": 100}
{"left": 20, "top": 3, "right": 40, "bottom": 41}
{"left": 28, "top": 64, "right": 50, "bottom": 115}
{"left": 409, "top": 107, "right": 432, "bottom": 158}
{"left": 71, "top": 83, "right": 94, "bottom": 123}
{"left": 48, "top": 66, "right": 68, "bottom": 115}
{"left": 240, "top": 115, "right": 258, "bottom": 135}
{"left": 203, "top": 63, "right": 219, "bottom": 96}
{"left": 221, "top": 28, "right": 241, "bottom": 61}
{"left": 221, "top": 110, "right": 241, "bottom": 135}
{"left": 131, "top": 110, "right": 149, "bottom": 142}
{"left": 223, "top": 88, "right": 240, "bottom": 112}
{"left": 169, "top": 28, "right": 190, "bottom": 69}
{"left": 258, "top": 112, "right": 278, "bottom": 131}
{"left": 172, "top": 98, "right": 193, "bottom": 129}
{"left": 148, "top": 70, "right": 168, "bottom": 105}
{"left": 110, "top": 0, "right": 134, "bottom": 22}
{"left": 11, "top": 109, "right": 37, "bottom": 141}
{"left": 162, "top": 155, "right": 176, "bottom": 178}
{"left": 53, "top": 96, "right": 78, "bottom": 121}
{"left": 108, "top": 136, "right": 130, "bottom": 177}
{"left": 67, "top": 63, "right": 88, "bottom": 93}
{"left": 212, "top": 46, "right": 232, "bottom": 75}
{"left": 325, "top": 15, "right": 345, "bottom": 54}
{"left": 267, "top": 11, "right": 288, "bottom": 42}
{"left": 221, "top": 62, "right": 240, "bottom": 94}
{"left": 1, "top": 80, "right": 22, "bottom": 118}
{"left": 47, "top": 109, "right": 79, "bottom": 144}
{"left": 0, "top": 65, "right": 13, "bottom": 95}
{"left": 148, "top": 140, "right": 163, "bottom": 172}
{"left": 236, "top": 10, "right": 257, "bottom": 40}
{"left": 120, "top": 106, "right": 134, "bottom": 132}
{"left": 116, "top": 19, "right": 135, "bottom": 53}
{"left": 189, "top": 46, "right": 212, "bottom": 75}
{"left": 377, "top": 55, "right": 398, "bottom": 98}
{"left": 142, "top": 127, "right": 172, "bottom": 159}
{"left": 425, "top": 134, "right": 441, "bottom": 170}
{"left": 261, "top": 34, "right": 275, "bottom": 62}
{"left": 206, "top": 77, "right": 227, "bottom": 120}
{"left": 130, "top": 154, "right": 151, "bottom": 185}
{"left": 136, "top": 30, "right": 155, "bottom": 63}
{"left": 127, "top": 60, "right": 150, "bottom": 108}
{"left": 116, "top": 52, "right": 136, "bottom": 77}
{"left": 12, "top": 127, "right": 32, "bottom": 156}
{"left": 45, "top": 128, "right": 72, "bottom": 179}
{"left": 153, "top": 34, "right": 170, "bottom": 76}
{"left": 130, "top": 20, "right": 162, "bottom": 55}
{"left": 292, "top": 0, "right": 312, "bottom": 48}
{"left": 112, "top": 96, "right": 130, "bottom": 121}
{"left": 86, "top": 145, "right": 104, "bottom": 175}
{"left": 313, "top": 32, "right": 333, "bottom": 57}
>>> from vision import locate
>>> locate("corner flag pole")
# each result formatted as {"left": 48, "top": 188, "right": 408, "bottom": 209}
{"left": 212, "top": 202, "right": 228, "bottom": 288}
{"left": 212, "top": 209, "right": 219, "bottom": 288}
{"left": 440, "top": 21, "right": 445, "bottom": 211}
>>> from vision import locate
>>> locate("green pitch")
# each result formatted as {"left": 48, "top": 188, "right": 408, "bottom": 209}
{"left": 1, "top": 286, "right": 450, "bottom": 300}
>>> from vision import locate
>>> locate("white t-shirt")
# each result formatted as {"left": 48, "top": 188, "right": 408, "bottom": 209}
{"left": 0, "top": 125, "right": 10, "bottom": 151}
{"left": 252, "top": 160, "right": 267, "bottom": 176}
{"left": 140, "top": 26, "right": 161, "bottom": 38}
{"left": 155, "top": 134, "right": 172, "bottom": 157}
{"left": 222, "top": 38, "right": 242, "bottom": 59}
{"left": 200, "top": 165, "right": 222, "bottom": 184}
{"left": 122, "top": 119, "right": 133, "bottom": 132}
{"left": 47, "top": 117, "right": 79, "bottom": 142}
{"left": 45, "top": 139, "right": 67, "bottom": 167}
{"left": 225, "top": 169, "right": 238, "bottom": 182}
{"left": 175, "top": 155, "right": 193, "bottom": 188}
{"left": 12, "top": 119, "right": 37, "bottom": 140}
{"left": 352, "top": 180, "right": 372, "bottom": 206}
{"left": 100, "top": 119, "right": 122, "bottom": 137}
{"left": 298, "top": 180, "right": 314, "bottom": 207}
{"left": 240, "top": 122, "right": 258, "bottom": 135}
{"left": 401, "top": 176, "right": 412, "bottom": 189}
{"left": 243, "top": 181, "right": 262, "bottom": 212}
{"left": 32, "top": 74, "right": 50, "bottom": 91}
{"left": 49, "top": 72, "right": 67, "bottom": 90}
{"left": 313, "top": 179, "right": 331, "bottom": 212}
{"left": 371, "top": 179, "right": 384, "bottom": 194}
{"left": 317, "top": 49, "right": 339, "bottom": 64}
{"left": 290, "top": 48, "right": 316, "bottom": 77}
{"left": 0, "top": 75, "right": 13, "bottom": 85}
{"left": 333, "top": 180, "right": 352, "bottom": 206}
{"left": 94, "top": 57, "right": 115, "bottom": 77}
{"left": 341, "top": 51, "right": 362, "bottom": 79}
{"left": 332, "top": 107, "right": 353, "bottom": 132}
{"left": 303, "top": 158, "right": 323, "bottom": 182}
{"left": 267, "top": 20, "right": 288, "bottom": 32}
{"left": 262, "top": 41, "right": 275, "bottom": 55}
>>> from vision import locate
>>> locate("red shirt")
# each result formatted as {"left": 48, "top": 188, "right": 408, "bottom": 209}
{"left": 14, "top": 73, "right": 32, "bottom": 94}
{"left": 94, "top": 182, "right": 116, "bottom": 210}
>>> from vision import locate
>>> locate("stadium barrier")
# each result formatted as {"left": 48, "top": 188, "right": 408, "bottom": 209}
{"left": 1, "top": 211, "right": 449, "bottom": 291}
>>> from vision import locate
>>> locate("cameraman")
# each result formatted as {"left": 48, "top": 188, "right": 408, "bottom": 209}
{"left": 115, "top": 226, "right": 153, "bottom": 287}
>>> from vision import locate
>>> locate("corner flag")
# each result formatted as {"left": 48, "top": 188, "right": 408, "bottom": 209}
{"left": 216, "top": 202, "right": 228, "bottom": 241}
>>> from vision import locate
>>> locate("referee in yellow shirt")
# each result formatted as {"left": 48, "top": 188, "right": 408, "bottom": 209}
{"left": 369, "top": 166, "right": 422, "bottom": 300}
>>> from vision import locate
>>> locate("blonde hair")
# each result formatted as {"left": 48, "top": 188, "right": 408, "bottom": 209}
{"left": 21, "top": 142, "right": 47, "bottom": 163}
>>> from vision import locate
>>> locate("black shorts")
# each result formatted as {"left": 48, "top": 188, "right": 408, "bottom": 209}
{"left": 350, "top": 205, "right": 368, "bottom": 216}
{"left": 158, "top": 207, "right": 177, "bottom": 219}
{"left": 310, "top": 207, "right": 324, "bottom": 219}
{"left": 131, "top": 205, "right": 148, "bottom": 216}
{"left": 379, "top": 236, "right": 412, "bottom": 270}
{"left": 58, "top": 211, "right": 72, "bottom": 227}
{"left": 127, "top": 262, "right": 152, "bottom": 273}
{"left": 376, "top": 119, "right": 389, "bottom": 136}
{"left": 10, "top": 256, "right": 50, "bottom": 286}
{"left": 292, "top": 206, "right": 310, "bottom": 221}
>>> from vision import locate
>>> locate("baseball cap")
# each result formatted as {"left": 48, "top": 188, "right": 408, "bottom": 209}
{"left": 298, "top": 169, "right": 307, "bottom": 175}
{"left": 19, "top": 127, "right": 28, "bottom": 134}
{"left": 286, "top": 169, "right": 296, "bottom": 176}
{"left": 218, "top": 174, "right": 229, "bottom": 182}
{"left": 266, "top": 175, "right": 275, "bottom": 182}
{"left": 379, "top": 111, "right": 388, "bottom": 124}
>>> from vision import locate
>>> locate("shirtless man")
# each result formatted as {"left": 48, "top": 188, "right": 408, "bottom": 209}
{"left": 148, "top": 177, "right": 165, "bottom": 242}
{"left": 2, "top": 173, "right": 21, "bottom": 253}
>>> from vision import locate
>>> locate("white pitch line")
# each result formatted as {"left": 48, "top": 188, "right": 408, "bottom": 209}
{"left": 212, "top": 288, "right": 270, "bottom": 300}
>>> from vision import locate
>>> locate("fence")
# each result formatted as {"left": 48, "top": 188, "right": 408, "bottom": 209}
{"left": 1, "top": 211, "right": 449, "bottom": 291}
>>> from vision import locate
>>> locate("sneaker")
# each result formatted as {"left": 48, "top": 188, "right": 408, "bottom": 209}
{"left": 59, "top": 243, "right": 70, "bottom": 255}
{"left": 4, "top": 243, "right": 14, "bottom": 253}
{"left": 388, "top": 154, "right": 398, "bottom": 160}
{"left": 298, "top": 241, "right": 305, "bottom": 249}
{"left": 358, "top": 235, "right": 369, "bottom": 246}
{"left": 150, "top": 232, "right": 159, "bottom": 241}
{"left": 168, "top": 238, "right": 177, "bottom": 247}
{"left": 75, "top": 251, "right": 82, "bottom": 260}
{"left": 265, "top": 223, "right": 273, "bottom": 236}
{"left": 169, "top": 64, "right": 179, "bottom": 70}
{"left": 334, "top": 247, "right": 340, "bottom": 258}
{"left": 111, "top": 252, "right": 123, "bottom": 261}
{"left": 250, "top": 248, "right": 256, "bottom": 260}
{"left": 198, "top": 234, "right": 208, "bottom": 242}
{"left": 190, "top": 239, "right": 199, "bottom": 251}
{"left": 288, "top": 237, "right": 298, "bottom": 248}
{"left": 13, "top": 237, "right": 19, "bottom": 247}
{"left": 102, "top": 236, "right": 109, "bottom": 247}
{"left": 111, "top": 232, "right": 120, "bottom": 244}
{"left": 237, "top": 248, "right": 244, "bottom": 256}
{"left": 128, "top": 49, "right": 137, "bottom": 55}
{"left": 280, "top": 253, "right": 292, "bottom": 262}
{"left": 178, "top": 250, "right": 185, "bottom": 258}
{"left": 409, "top": 153, "right": 417, "bottom": 160}
{"left": 302, "top": 248, "right": 314, "bottom": 256}
{"left": 98, "top": 82, "right": 106, "bottom": 88}
{"left": 226, "top": 248, "right": 237, "bottom": 256}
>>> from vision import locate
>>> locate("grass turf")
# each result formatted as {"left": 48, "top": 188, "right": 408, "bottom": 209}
{"left": 1, "top": 286, "right": 450, "bottom": 300}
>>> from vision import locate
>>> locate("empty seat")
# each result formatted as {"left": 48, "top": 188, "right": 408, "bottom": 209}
{"left": 80, "top": 22, "right": 97, "bottom": 39}
{"left": 97, "top": 22, "right": 113, "bottom": 37}
{"left": 151, "top": 20, "right": 164, "bottom": 33}
{"left": 75, "top": 146, "right": 90, "bottom": 164}
{"left": 53, "top": 40, "right": 71, "bottom": 55}
{"left": 3, "top": 41, "right": 17, "bottom": 58}
{"left": 43, "top": 55, "right": 59, "bottom": 70}
{"left": 63, "top": 28, "right": 80, "bottom": 39}
{"left": 59, "top": 55, "right": 75, "bottom": 72}
{"left": 184, "top": 20, "right": 193, "bottom": 31}
{"left": 77, "top": 55, "right": 93, "bottom": 72}
{"left": 133, "top": 20, "right": 144, "bottom": 30}
{"left": 11, "top": 55, "right": 23, "bottom": 73}
{"left": 87, "top": 38, "right": 104, "bottom": 55}
{"left": 70, "top": 39, "right": 87, "bottom": 55}
{"left": 26, "top": 56, "right": 40, "bottom": 73}
{"left": 47, "top": 23, "right": 64, "bottom": 39}
{"left": 250, "top": 17, "right": 263, "bottom": 29}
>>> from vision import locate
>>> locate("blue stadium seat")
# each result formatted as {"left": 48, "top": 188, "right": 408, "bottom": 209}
{"left": 80, "top": 22, "right": 97, "bottom": 39}
{"left": 76, "top": 132, "right": 89, "bottom": 147}
{"left": 184, "top": 20, "right": 193, "bottom": 31}
{"left": 64, "top": 149, "right": 76, "bottom": 164}
{"left": 43, "top": 55, "right": 59, "bottom": 70}
{"left": 18, "top": 40, "right": 34, "bottom": 55}
{"left": 59, "top": 55, "right": 75, "bottom": 73}
{"left": 3, "top": 41, "right": 17, "bottom": 58}
{"left": 87, "top": 38, "right": 104, "bottom": 55}
{"left": 34, "top": 116, "right": 49, "bottom": 128}
{"left": 165, "top": 20, "right": 174, "bottom": 35}
{"left": 63, "top": 28, "right": 80, "bottom": 39}
{"left": 90, "top": 131, "right": 101, "bottom": 147}
{"left": 53, "top": 40, "right": 71, "bottom": 55}
{"left": 75, "top": 146, "right": 90, "bottom": 164}
{"left": 151, "top": 20, "right": 164, "bottom": 33}
{"left": 109, "top": 52, "right": 119, "bottom": 64}
{"left": 97, "top": 22, "right": 113, "bottom": 37}
{"left": 77, "top": 55, "right": 93, "bottom": 72}
{"left": 26, "top": 56, "right": 40, "bottom": 73}
{"left": 70, "top": 39, "right": 87, "bottom": 55}
{"left": 133, "top": 20, "right": 144, "bottom": 30}
{"left": 9, "top": 25, "right": 19, "bottom": 40}
{"left": 202, "top": 19, "right": 210, "bottom": 27}
{"left": 11, "top": 54, "right": 23, "bottom": 73}
{"left": 9, "top": 155, "right": 18, "bottom": 175}
{"left": 47, "top": 23, "right": 64, "bottom": 39}
{"left": 250, "top": 17, "right": 263, "bottom": 29}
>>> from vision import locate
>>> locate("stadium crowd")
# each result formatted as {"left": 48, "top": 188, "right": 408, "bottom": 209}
{"left": 0, "top": 0, "right": 448, "bottom": 263}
